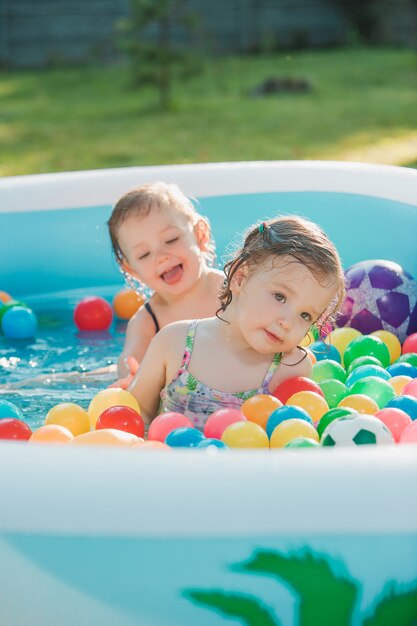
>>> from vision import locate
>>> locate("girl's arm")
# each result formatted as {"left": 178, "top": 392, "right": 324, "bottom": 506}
{"left": 118, "top": 307, "right": 156, "bottom": 377}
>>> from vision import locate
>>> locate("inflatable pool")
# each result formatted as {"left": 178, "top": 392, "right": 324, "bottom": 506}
{"left": 1, "top": 161, "right": 417, "bottom": 626}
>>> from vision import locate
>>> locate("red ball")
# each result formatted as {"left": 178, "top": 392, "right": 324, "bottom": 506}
{"left": 148, "top": 412, "right": 194, "bottom": 442}
{"left": 402, "top": 332, "right": 417, "bottom": 355}
{"left": 74, "top": 296, "right": 113, "bottom": 331}
{"left": 96, "top": 405, "right": 145, "bottom": 438}
{"left": 272, "top": 376, "right": 324, "bottom": 404}
{"left": 0, "top": 418, "right": 32, "bottom": 440}
{"left": 204, "top": 408, "right": 246, "bottom": 440}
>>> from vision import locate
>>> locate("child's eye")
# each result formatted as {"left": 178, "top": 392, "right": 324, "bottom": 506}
{"left": 166, "top": 237, "right": 179, "bottom": 244}
{"left": 273, "top": 293, "right": 285, "bottom": 302}
{"left": 301, "top": 312, "right": 312, "bottom": 322}
{"left": 138, "top": 252, "right": 150, "bottom": 260}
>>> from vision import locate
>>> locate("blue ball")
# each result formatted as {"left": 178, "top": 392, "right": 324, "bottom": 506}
{"left": 386, "top": 395, "right": 417, "bottom": 420}
{"left": 266, "top": 405, "right": 312, "bottom": 439}
{"left": 346, "top": 364, "right": 391, "bottom": 388}
{"left": 165, "top": 427, "right": 205, "bottom": 447}
{"left": 0, "top": 399, "right": 24, "bottom": 420}
{"left": 310, "top": 341, "right": 341, "bottom": 363}
{"left": 387, "top": 362, "right": 417, "bottom": 378}
{"left": 1, "top": 306, "right": 37, "bottom": 339}
{"left": 196, "top": 438, "right": 228, "bottom": 449}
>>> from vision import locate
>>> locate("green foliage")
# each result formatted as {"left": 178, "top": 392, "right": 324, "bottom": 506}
{"left": 363, "top": 583, "right": 417, "bottom": 626}
{"left": 184, "top": 590, "right": 281, "bottom": 626}
{"left": 334, "top": 0, "right": 381, "bottom": 43}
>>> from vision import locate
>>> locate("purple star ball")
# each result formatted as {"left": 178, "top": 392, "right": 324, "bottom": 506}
{"left": 336, "top": 260, "right": 417, "bottom": 343}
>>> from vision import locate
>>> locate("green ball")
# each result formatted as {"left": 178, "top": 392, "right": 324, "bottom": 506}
{"left": 319, "top": 379, "right": 348, "bottom": 409}
{"left": 348, "top": 376, "right": 395, "bottom": 409}
{"left": 343, "top": 336, "right": 390, "bottom": 370}
{"left": 285, "top": 437, "right": 320, "bottom": 448}
{"left": 312, "top": 360, "right": 347, "bottom": 383}
{"left": 346, "top": 355, "right": 383, "bottom": 374}
{"left": 395, "top": 353, "right": 417, "bottom": 368}
{"left": 317, "top": 407, "right": 356, "bottom": 439}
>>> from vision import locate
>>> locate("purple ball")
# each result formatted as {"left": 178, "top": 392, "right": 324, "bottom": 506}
{"left": 336, "top": 260, "right": 417, "bottom": 342}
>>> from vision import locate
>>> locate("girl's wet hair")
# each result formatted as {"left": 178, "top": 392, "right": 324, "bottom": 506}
{"left": 107, "top": 181, "right": 216, "bottom": 266}
{"left": 218, "top": 215, "right": 346, "bottom": 336}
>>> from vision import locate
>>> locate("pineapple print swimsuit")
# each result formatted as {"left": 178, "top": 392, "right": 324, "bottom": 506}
{"left": 159, "top": 320, "right": 281, "bottom": 430}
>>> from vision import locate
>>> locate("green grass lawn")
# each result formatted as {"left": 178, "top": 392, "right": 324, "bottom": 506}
{"left": 0, "top": 47, "right": 416, "bottom": 176}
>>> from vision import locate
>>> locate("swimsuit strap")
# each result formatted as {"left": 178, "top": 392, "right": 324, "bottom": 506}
{"left": 176, "top": 320, "right": 198, "bottom": 376}
{"left": 144, "top": 301, "right": 160, "bottom": 334}
{"left": 261, "top": 352, "right": 282, "bottom": 392}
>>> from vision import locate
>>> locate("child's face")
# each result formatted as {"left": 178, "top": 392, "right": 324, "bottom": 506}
{"left": 231, "top": 255, "right": 338, "bottom": 354}
{"left": 117, "top": 204, "right": 206, "bottom": 297}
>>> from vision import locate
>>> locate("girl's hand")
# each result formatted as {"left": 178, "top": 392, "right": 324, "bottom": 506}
{"left": 108, "top": 356, "right": 139, "bottom": 390}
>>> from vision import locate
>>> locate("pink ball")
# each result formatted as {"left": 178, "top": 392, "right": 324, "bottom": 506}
{"left": 204, "top": 408, "right": 246, "bottom": 440}
{"left": 148, "top": 412, "right": 194, "bottom": 442}
{"left": 399, "top": 420, "right": 417, "bottom": 444}
{"left": 402, "top": 378, "right": 417, "bottom": 399}
{"left": 402, "top": 332, "right": 417, "bottom": 354}
{"left": 74, "top": 296, "right": 113, "bottom": 331}
{"left": 375, "top": 408, "right": 412, "bottom": 443}
{"left": 272, "top": 376, "right": 324, "bottom": 404}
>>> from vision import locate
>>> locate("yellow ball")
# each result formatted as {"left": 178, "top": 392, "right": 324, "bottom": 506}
{"left": 371, "top": 330, "right": 401, "bottom": 363}
{"left": 70, "top": 428, "right": 142, "bottom": 447}
{"left": 286, "top": 391, "right": 329, "bottom": 422}
{"left": 270, "top": 419, "right": 319, "bottom": 448}
{"left": 329, "top": 328, "right": 362, "bottom": 364}
{"left": 88, "top": 388, "right": 141, "bottom": 428}
{"left": 45, "top": 403, "right": 90, "bottom": 436}
{"left": 300, "top": 330, "right": 316, "bottom": 348}
{"left": 338, "top": 393, "right": 379, "bottom": 415}
{"left": 221, "top": 421, "right": 269, "bottom": 448}
{"left": 389, "top": 375, "right": 412, "bottom": 395}
{"left": 113, "top": 289, "right": 145, "bottom": 320}
{"left": 30, "top": 424, "right": 74, "bottom": 444}
{"left": 240, "top": 394, "right": 282, "bottom": 430}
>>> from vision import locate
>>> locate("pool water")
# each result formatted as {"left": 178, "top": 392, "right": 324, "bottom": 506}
{"left": 0, "top": 286, "right": 125, "bottom": 429}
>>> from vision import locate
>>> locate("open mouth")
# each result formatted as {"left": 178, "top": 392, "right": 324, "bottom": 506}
{"left": 161, "top": 264, "right": 183, "bottom": 285}
{"left": 264, "top": 329, "right": 282, "bottom": 343}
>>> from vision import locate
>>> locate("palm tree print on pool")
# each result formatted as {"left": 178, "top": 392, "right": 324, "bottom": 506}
{"left": 184, "top": 549, "right": 417, "bottom": 626}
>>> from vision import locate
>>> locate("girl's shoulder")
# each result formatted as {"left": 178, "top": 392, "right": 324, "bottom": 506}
{"left": 208, "top": 268, "right": 225, "bottom": 287}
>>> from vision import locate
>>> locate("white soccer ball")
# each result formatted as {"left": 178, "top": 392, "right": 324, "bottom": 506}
{"left": 321, "top": 414, "right": 394, "bottom": 446}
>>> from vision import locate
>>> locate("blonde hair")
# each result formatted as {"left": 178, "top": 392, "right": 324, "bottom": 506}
{"left": 108, "top": 181, "right": 216, "bottom": 267}
{"left": 218, "top": 215, "right": 345, "bottom": 336}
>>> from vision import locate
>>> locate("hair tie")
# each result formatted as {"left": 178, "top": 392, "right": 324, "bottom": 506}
{"left": 259, "top": 222, "right": 267, "bottom": 234}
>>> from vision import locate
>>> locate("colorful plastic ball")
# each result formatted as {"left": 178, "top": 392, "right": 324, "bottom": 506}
{"left": 286, "top": 390, "right": 329, "bottom": 422}
{"left": 386, "top": 362, "right": 417, "bottom": 378}
{"left": 346, "top": 355, "right": 383, "bottom": 374}
{"left": 336, "top": 259, "right": 417, "bottom": 342}
{"left": 402, "top": 379, "right": 417, "bottom": 399}
{"left": 165, "top": 427, "right": 205, "bottom": 448}
{"left": 328, "top": 327, "right": 362, "bottom": 363}
{"left": 309, "top": 341, "right": 341, "bottom": 363}
{"left": 318, "top": 379, "right": 348, "bottom": 409}
{"left": 1, "top": 306, "right": 37, "bottom": 339}
{"left": 74, "top": 296, "right": 113, "bottom": 331}
{"left": 284, "top": 437, "right": 320, "bottom": 448}
{"left": 0, "top": 418, "right": 32, "bottom": 440}
{"left": 240, "top": 394, "right": 282, "bottom": 430}
{"left": 0, "top": 300, "right": 25, "bottom": 323}
{"left": 45, "top": 402, "right": 91, "bottom": 436}
{"left": 375, "top": 408, "right": 412, "bottom": 443}
{"left": 148, "top": 412, "right": 194, "bottom": 442}
{"left": 88, "top": 388, "right": 140, "bottom": 428}
{"left": 402, "top": 333, "right": 417, "bottom": 355}
{"left": 311, "top": 360, "right": 346, "bottom": 383}
{"left": 204, "top": 408, "right": 246, "bottom": 440}
{"left": 96, "top": 405, "right": 144, "bottom": 438}
{"left": 343, "top": 336, "right": 390, "bottom": 370}
{"left": 348, "top": 376, "right": 395, "bottom": 409}
{"left": 346, "top": 365, "right": 391, "bottom": 388}
{"left": 321, "top": 414, "right": 394, "bottom": 446}
{"left": 266, "top": 405, "right": 312, "bottom": 439}
{"left": 317, "top": 407, "right": 356, "bottom": 438}
{"left": 371, "top": 330, "right": 401, "bottom": 363}
{"left": 0, "top": 291, "right": 12, "bottom": 303}
{"left": 385, "top": 395, "right": 417, "bottom": 420}
{"left": 0, "top": 399, "right": 24, "bottom": 421}
{"left": 70, "top": 428, "right": 141, "bottom": 447}
{"left": 399, "top": 420, "right": 417, "bottom": 444}
{"left": 134, "top": 441, "right": 170, "bottom": 450}
{"left": 389, "top": 375, "right": 412, "bottom": 395}
{"left": 196, "top": 438, "right": 228, "bottom": 449}
{"left": 338, "top": 394, "right": 379, "bottom": 415}
{"left": 112, "top": 289, "right": 145, "bottom": 320}
{"left": 29, "top": 424, "right": 74, "bottom": 444}
{"left": 270, "top": 419, "right": 319, "bottom": 448}
{"left": 272, "top": 376, "right": 324, "bottom": 404}
{"left": 396, "top": 353, "right": 417, "bottom": 368}
{"left": 300, "top": 326, "right": 319, "bottom": 347}
{"left": 221, "top": 421, "right": 269, "bottom": 448}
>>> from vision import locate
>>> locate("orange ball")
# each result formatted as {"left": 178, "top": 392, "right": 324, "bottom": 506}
{"left": 0, "top": 291, "right": 12, "bottom": 303}
{"left": 113, "top": 289, "right": 145, "bottom": 320}
{"left": 338, "top": 393, "right": 379, "bottom": 415}
{"left": 286, "top": 391, "right": 329, "bottom": 422}
{"left": 240, "top": 394, "right": 282, "bottom": 430}
{"left": 70, "top": 429, "right": 141, "bottom": 447}
{"left": 30, "top": 424, "right": 74, "bottom": 444}
{"left": 134, "top": 441, "right": 171, "bottom": 450}
{"left": 389, "top": 375, "right": 412, "bottom": 395}
{"left": 305, "top": 348, "right": 317, "bottom": 365}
